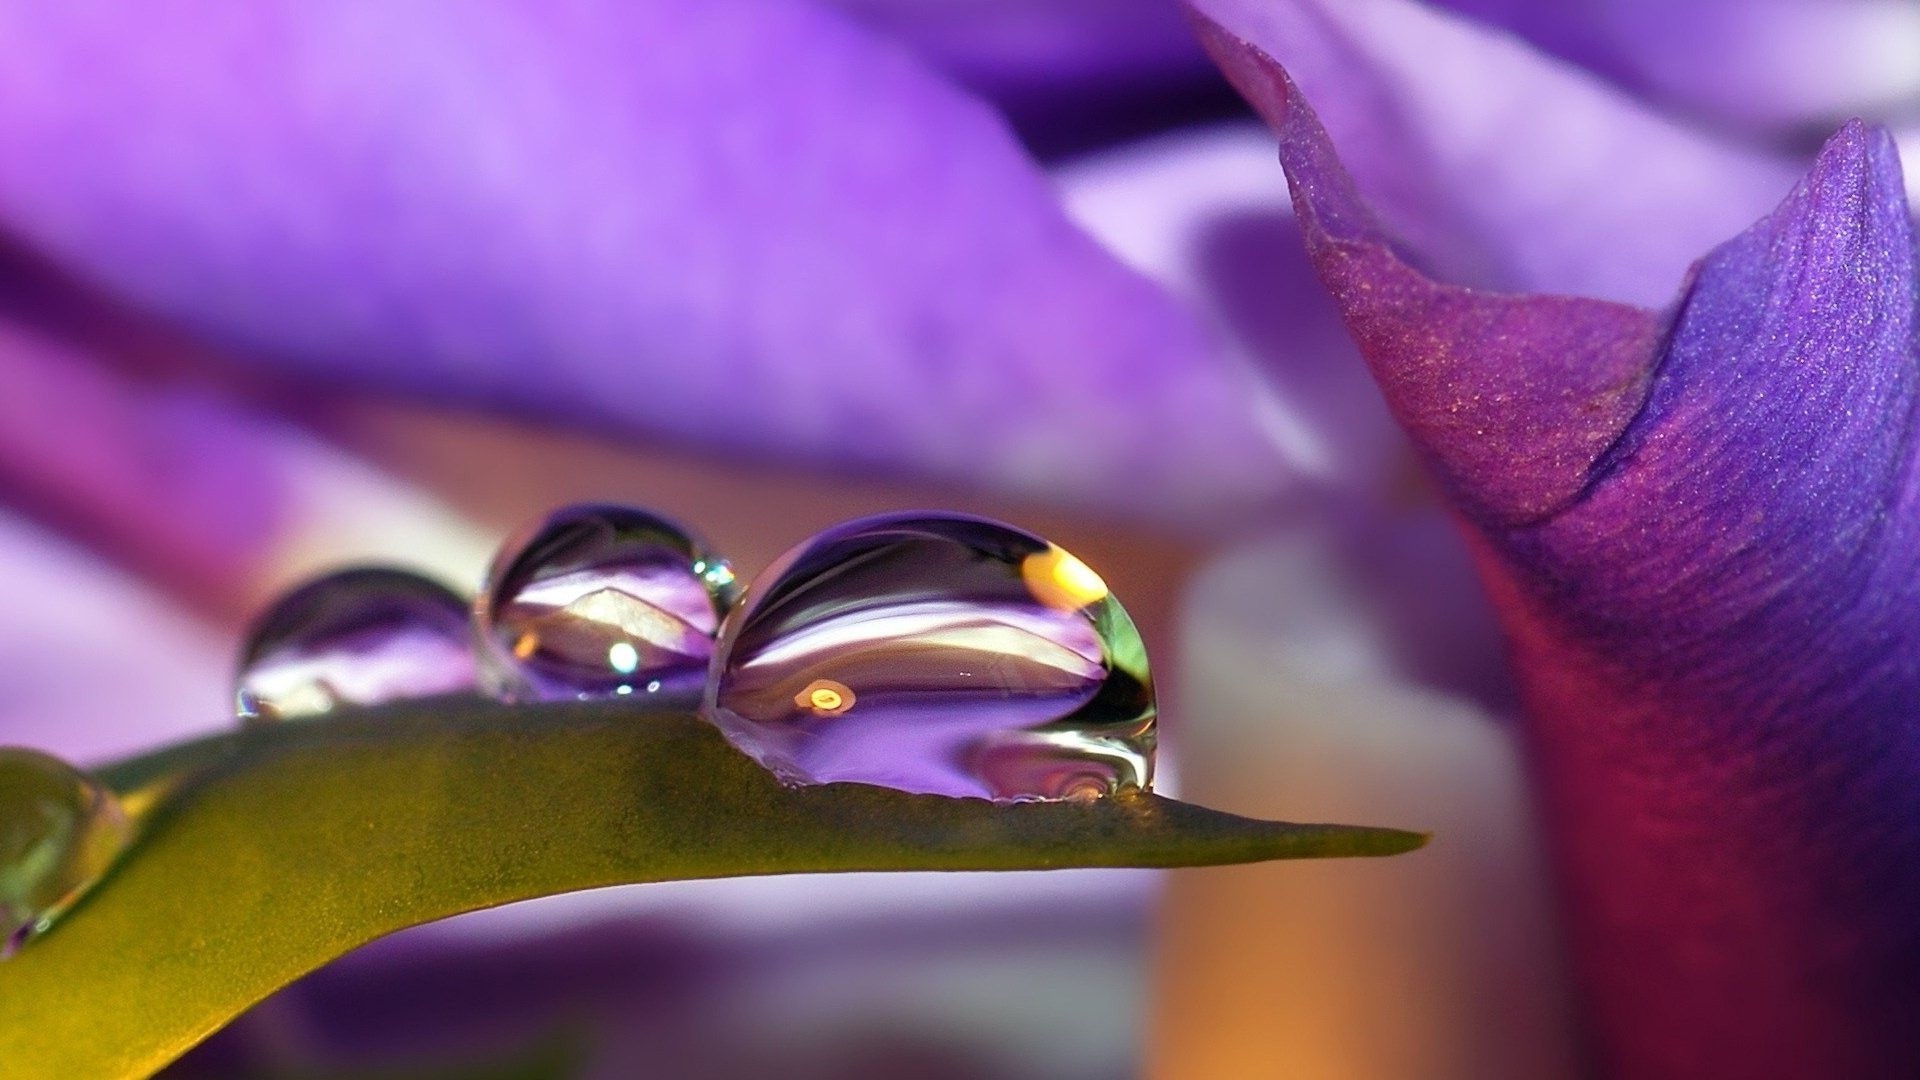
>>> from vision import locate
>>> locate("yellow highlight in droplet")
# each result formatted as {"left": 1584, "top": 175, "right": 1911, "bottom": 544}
{"left": 796, "top": 679, "right": 855, "bottom": 716}
{"left": 1021, "top": 544, "right": 1110, "bottom": 611}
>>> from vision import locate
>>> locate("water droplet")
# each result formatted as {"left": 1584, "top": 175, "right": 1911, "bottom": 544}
{"left": 236, "top": 567, "right": 479, "bottom": 724}
{"left": 704, "top": 512, "right": 1156, "bottom": 800}
{"left": 477, "top": 504, "right": 741, "bottom": 702}
{"left": 0, "top": 748, "right": 131, "bottom": 955}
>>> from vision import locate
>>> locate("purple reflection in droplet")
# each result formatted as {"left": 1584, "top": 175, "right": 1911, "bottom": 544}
{"left": 235, "top": 567, "right": 479, "bottom": 724}
{"left": 704, "top": 512, "right": 1155, "bottom": 800}
{"left": 476, "top": 504, "right": 740, "bottom": 703}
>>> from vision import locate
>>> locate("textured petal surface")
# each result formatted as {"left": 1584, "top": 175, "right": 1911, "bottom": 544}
{"left": 0, "top": 0, "right": 1292, "bottom": 525}
{"left": 1196, "top": 9, "right": 1920, "bottom": 1073}
{"left": 1189, "top": 0, "right": 1800, "bottom": 305}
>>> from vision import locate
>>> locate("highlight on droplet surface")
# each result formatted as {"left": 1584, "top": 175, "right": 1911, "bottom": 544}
{"left": 476, "top": 503, "right": 742, "bottom": 702}
{"left": 0, "top": 748, "right": 131, "bottom": 956}
{"left": 703, "top": 512, "right": 1156, "bottom": 800}
{"left": 235, "top": 567, "right": 480, "bottom": 724}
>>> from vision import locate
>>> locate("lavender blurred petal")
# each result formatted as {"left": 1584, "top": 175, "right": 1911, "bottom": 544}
{"left": 1188, "top": 0, "right": 1801, "bottom": 305}
{"left": 0, "top": 321, "right": 287, "bottom": 605}
{"left": 0, "top": 311, "right": 495, "bottom": 618}
{"left": 0, "top": 514, "right": 228, "bottom": 761}
{"left": 1438, "top": 0, "right": 1920, "bottom": 138}
{"left": 0, "top": 0, "right": 1295, "bottom": 525}
{"left": 1056, "top": 124, "right": 1403, "bottom": 490}
{"left": 1198, "top": 12, "right": 1920, "bottom": 1072}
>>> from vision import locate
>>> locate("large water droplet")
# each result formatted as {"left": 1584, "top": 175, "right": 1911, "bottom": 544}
{"left": 476, "top": 504, "right": 741, "bottom": 702}
{"left": 0, "top": 748, "right": 131, "bottom": 955}
{"left": 704, "top": 512, "right": 1156, "bottom": 800}
{"left": 236, "top": 567, "right": 479, "bottom": 724}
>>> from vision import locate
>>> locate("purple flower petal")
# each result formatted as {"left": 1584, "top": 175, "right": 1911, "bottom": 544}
{"left": 828, "top": 0, "right": 1211, "bottom": 94}
{"left": 1188, "top": 0, "right": 1801, "bottom": 306}
{"left": 821, "top": 0, "right": 1238, "bottom": 158}
{"left": 0, "top": 308, "right": 495, "bottom": 617}
{"left": 0, "top": 0, "right": 1294, "bottom": 526}
{"left": 0, "top": 321, "right": 285, "bottom": 606}
{"left": 1438, "top": 0, "right": 1920, "bottom": 138}
{"left": 0, "top": 513, "right": 229, "bottom": 761}
{"left": 1055, "top": 124, "right": 1404, "bottom": 489}
{"left": 1196, "top": 8, "right": 1920, "bottom": 1073}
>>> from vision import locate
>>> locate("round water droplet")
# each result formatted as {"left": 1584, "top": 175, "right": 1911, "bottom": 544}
{"left": 0, "top": 748, "right": 131, "bottom": 955}
{"left": 476, "top": 504, "right": 741, "bottom": 702}
{"left": 704, "top": 512, "right": 1156, "bottom": 800}
{"left": 236, "top": 567, "right": 479, "bottom": 724}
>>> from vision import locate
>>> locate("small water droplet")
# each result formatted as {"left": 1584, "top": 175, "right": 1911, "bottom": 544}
{"left": 236, "top": 567, "right": 479, "bottom": 724}
{"left": 704, "top": 512, "right": 1156, "bottom": 800}
{"left": 0, "top": 748, "right": 131, "bottom": 955}
{"left": 477, "top": 504, "right": 741, "bottom": 702}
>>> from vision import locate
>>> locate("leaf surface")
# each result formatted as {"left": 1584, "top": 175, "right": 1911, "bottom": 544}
{"left": 1, "top": 702, "right": 1425, "bottom": 1077}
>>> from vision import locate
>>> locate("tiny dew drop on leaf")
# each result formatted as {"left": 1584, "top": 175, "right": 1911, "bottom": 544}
{"left": 475, "top": 503, "right": 741, "bottom": 703}
{"left": 234, "top": 567, "right": 479, "bottom": 724}
{"left": 0, "top": 748, "right": 131, "bottom": 956}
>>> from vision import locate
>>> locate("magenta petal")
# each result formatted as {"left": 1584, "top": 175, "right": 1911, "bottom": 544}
{"left": 0, "top": 0, "right": 1291, "bottom": 524}
{"left": 1190, "top": 25, "right": 1664, "bottom": 522}
{"left": 1198, "top": 6, "right": 1920, "bottom": 1073}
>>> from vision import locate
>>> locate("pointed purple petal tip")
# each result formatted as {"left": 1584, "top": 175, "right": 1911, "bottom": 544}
{"left": 1190, "top": 1, "right": 1666, "bottom": 526}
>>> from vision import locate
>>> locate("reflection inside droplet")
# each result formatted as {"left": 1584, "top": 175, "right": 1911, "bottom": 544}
{"left": 0, "top": 748, "right": 131, "bottom": 956}
{"left": 704, "top": 512, "right": 1156, "bottom": 800}
{"left": 477, "top": 504, "right": 741, "bottom": 702}
{"left": 235, "top": 567, "right": 479, "bottom": 724}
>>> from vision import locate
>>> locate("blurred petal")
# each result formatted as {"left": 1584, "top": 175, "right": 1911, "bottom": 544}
{"left": 1189, "top": 0, "right": 1800, "bottom": 305}
{"left": 0, "top": 326, "right": 493, "bottom": 766}
{"left": 1157, "top": 519, "right": 1577, "bottom": 1079}
{"left": 1054, "top": 123, "right": 1402, "bottom": 488}
{"left": 0, "top": 513, "right": 228, "bottom": 761}
{"left": 0, "top": 0, "right": 1295, "bottom": 526}
{"left": 822, "top": 0, "right": 1239, "bottom": 158}
{"left": 178, "top": 912, "right": 1147, "bottom": 1080}
{"left": 0, "top": 322, "right": 284, "bottom": 605}
{"left": 0, "top": 314, "right": 494, "bottom": 616}
{"left": 828, "top": 0, "right": 1209, "bottom": 92}
{"left": 1197, "top": 12, "right": 1920, "bottom": 1074}
{"left": 1439, "top": 0, "right": 1920, "bottom": 138}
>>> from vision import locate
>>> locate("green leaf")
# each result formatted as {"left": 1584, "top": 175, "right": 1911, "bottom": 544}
{"left": 0, "top": 702, "right": 1425, "bottom": 1078}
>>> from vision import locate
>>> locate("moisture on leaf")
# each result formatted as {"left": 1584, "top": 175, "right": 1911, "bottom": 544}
{"left": 0, "top": 702, "right": 1426, "bottom": 1078}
